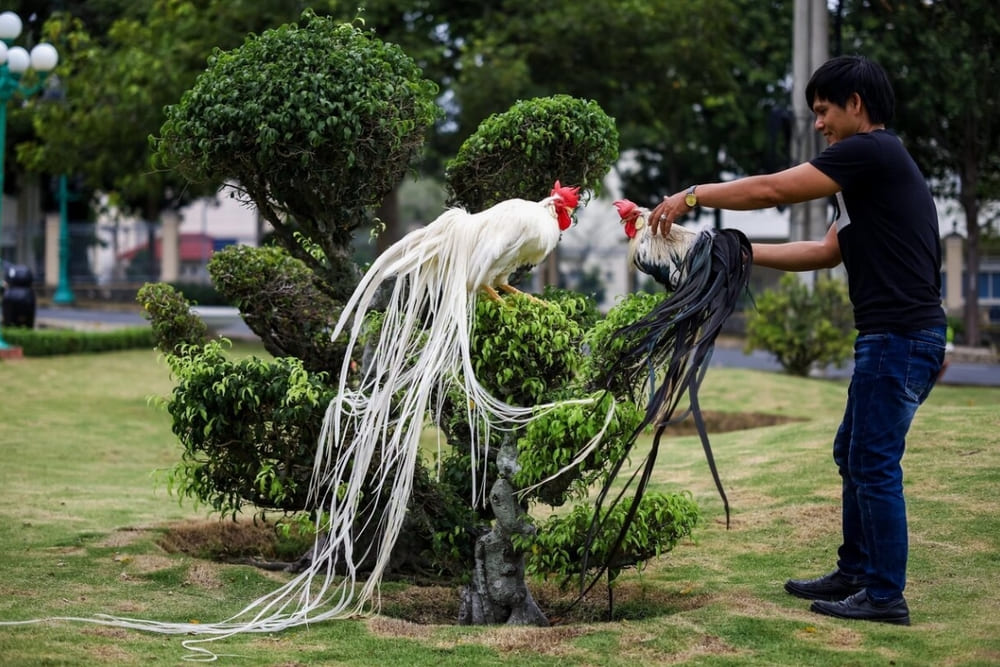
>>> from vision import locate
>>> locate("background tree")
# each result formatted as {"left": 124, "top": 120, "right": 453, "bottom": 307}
{"left": 15, "top": 0, "right": 797, "bottom": 272}
{"left": 447, "top": 0, "right": 794, "bottom": 208}
{"left": 840, "top": 0, "right": 1000, "bottom": 346}
{"left": 18, "top": 0, "right": 306, "bottom": 276}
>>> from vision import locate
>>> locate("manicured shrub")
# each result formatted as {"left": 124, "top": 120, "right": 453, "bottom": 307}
{"left": 744, "top": 274, "right": 855, "bottom": 376}
{"left": 3, "top": 326, "right": 154, "bottom": 356}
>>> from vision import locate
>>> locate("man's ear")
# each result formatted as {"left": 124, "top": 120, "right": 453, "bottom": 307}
{"left": 848, "top": 92, "right": 864, "bottom": 115}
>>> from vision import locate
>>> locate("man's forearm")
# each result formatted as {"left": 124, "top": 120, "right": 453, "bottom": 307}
{"left": 751, "top": 240, "right": 841, "bottom": 271}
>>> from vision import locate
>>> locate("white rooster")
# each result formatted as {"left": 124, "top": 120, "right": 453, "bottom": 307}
{"left": 31, "top": 182, "right": 607, "bottom": 659}
{"left": 308, "top": 181, "right": 587, "bottom": 579}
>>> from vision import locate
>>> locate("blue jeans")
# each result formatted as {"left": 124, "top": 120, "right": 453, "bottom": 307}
{"left": 833, "top": 326, "right": 946, "bottom": 602}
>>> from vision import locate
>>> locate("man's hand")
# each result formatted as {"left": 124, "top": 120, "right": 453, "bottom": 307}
{"left": 648, "top": 190, "right": 693, "bottom": 236}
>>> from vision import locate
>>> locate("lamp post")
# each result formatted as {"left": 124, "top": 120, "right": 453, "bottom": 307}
{"left": 52, "top": 173, "right": 74, "bottom": 304}
{"left": 0, "top": 11, "right": 58, "bottom": 351}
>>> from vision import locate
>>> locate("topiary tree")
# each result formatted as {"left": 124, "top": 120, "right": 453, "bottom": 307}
{"left": 144, "top": 12, "right": 701, "bottom": 627}
{"left": 153, "top": 10, "right": 441, "bottom": 301}
{"left": 744, "top": 274, "right": 855, "bottom": 376}
{"left": 136, "top": 282, "right": 208, "bottom": 356}
{"left": 450, "top": 288, "right": 700, "bottom": 625}
{"left": 445, "top": 95, "right": 620, "bottom": 211}
{"left": 161, "top": 340, "right": 336, "bottom": 517}
{"left": 206, "top": 244, "right": 345, "bottom": 374}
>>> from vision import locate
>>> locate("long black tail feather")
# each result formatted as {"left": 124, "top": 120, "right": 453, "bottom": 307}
{"left": 578, "top": 228, "right": 752, "bottom": 599}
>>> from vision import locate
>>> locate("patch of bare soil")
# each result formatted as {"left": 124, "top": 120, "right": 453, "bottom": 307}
{"left": 156, "top": 521, "right": 717, "bottom": 626}
{"left": 374, "top": 577, "right": 714, "bottom": 626}
{"left": 669, "top": 410, "right": 804, "bottom": 436}
{"left": 98, "top": 526, "right": 151, "bottom": 549}
{"left": 158, "top": 518, "right": 280, "bottom": 557}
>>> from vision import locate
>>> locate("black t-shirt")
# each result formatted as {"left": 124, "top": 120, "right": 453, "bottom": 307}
{"left": 810, "top": 130, "right": 946, "bottom": 333}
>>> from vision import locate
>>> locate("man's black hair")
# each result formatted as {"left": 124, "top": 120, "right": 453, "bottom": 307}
{"left": 805, "top": 55, "right": 895, "bottom": 125}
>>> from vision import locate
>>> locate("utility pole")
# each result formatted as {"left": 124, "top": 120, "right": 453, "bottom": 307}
{"left": 790, "top": 0, "right": 830, "bottom": 282}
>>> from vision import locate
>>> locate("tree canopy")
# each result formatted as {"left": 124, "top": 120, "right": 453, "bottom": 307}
{"left": 445, "top": 0, "right": 794, "bottom": 203}
{"left": 18, "top": 0, "right": 305, "bottom": 219}
{"left": 12, "top": 0, "right": 794, "bottom": 229}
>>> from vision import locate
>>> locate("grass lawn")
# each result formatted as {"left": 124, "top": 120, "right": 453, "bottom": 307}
{"left": 0, "top": 345, "right": 998, "bottom": 665}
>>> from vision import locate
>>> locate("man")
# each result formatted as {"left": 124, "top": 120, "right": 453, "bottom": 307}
{"left": 648, "top": 55, "right": 946, "bottom": 626}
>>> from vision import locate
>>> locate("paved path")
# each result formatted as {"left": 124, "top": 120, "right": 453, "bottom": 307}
{"left": 35, "top": 305, "right": 255, "bottom": 341}
{"left": 708, "top": 344, "right": 1000, "bottom": 387}
{"left": 33, "top": 306, "right": 1000, "bottom": 387}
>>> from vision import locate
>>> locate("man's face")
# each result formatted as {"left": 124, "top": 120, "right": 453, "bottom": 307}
{"left": 812, "top": 95, "right": 857, "bottom": 146}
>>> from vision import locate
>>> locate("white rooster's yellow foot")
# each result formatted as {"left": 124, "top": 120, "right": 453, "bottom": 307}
{"left": 482, "top": 285, "right": 505, "bottom": 304}
{"left": 499, "top": 284, "right": 548, "bottom": 305}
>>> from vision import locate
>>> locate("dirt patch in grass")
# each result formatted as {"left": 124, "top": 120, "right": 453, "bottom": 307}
{"left": 154, "top": 524, "right": 717, "bottom": 626}
{"left": 532, "top": 579, "right": 712, "bottom": 624}
{"left": 662, "top": 633, "right": 744, "bottom": 664}
{"left": 183, "top": 561, "right": 224, "bottom": 589}
{"left": 449, "top": 623, "right": 593, "bottom": 657}
{"left": 125, "top": 553, "right": 175, "bottom": 574}
{"left": 668, "top": 410, "right": 804, "bottom": 436}
{"left": 157, "top": 519, "right": 288, "bottom": 560}
{"left": 98, "top": 526, "right": 151, "bottom": 549}
{"left": 376, "top": 579, "right": 702, "bottom": 627}
{"left": 81, "top": 627, "right": 134, "bottom": 663}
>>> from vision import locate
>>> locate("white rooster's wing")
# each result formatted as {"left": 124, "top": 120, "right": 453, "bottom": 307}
{"left": 464, "top": 197, "right": 562, "bottom": 291}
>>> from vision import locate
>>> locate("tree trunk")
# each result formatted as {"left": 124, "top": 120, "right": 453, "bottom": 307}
{"left": 376, "top": 184, "right": 403, "bottom": 256}
{"left": 458, "top": 440, "right": 548, "bottom": 626}
{"left": 961, "top": 192, "right": 982, "bottom": 347}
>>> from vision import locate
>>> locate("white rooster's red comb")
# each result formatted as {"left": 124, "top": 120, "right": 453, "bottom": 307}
{"left": 550, "top": 180, "right": 581, "bottom": 209}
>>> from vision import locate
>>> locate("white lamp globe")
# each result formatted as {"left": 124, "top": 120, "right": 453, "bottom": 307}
{"left": 0, "top": 12, "right": 22, "bottom": 41}
{"left": 30, "top": 43, "right": 58, "bottom": 71}
{"left": 6, "top": 45, "right": 28, "bottom": 73}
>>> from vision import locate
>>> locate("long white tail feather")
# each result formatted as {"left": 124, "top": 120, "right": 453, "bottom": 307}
{"left": 0, "top": 203, "right": 614, "bottom": 660}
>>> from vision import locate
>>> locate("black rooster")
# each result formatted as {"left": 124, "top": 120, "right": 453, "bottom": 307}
{"left": 579, "top": 199, "right": 753, "bottom": 598}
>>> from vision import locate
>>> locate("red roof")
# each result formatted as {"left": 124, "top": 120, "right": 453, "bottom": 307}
{"left": 118, "top": 233, "right": 218, "bottom": 263}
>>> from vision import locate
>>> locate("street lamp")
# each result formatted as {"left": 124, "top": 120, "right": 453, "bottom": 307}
{"left": 52, "top": 173, "right": 75, "bottom": 304}
{"left": 0, "top": 11, "right": 58, "bottom": 352}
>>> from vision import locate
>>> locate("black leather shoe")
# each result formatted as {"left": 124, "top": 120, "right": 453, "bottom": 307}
{"left": 784, "top": 569, "right": 867, "bottom": 601}
{"left": 810, "top": 590, "right": 911, "bottom": 626}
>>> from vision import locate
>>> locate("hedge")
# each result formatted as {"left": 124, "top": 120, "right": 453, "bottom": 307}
{"left": 1, "top": 326, "right": 154, "bottom": 357}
